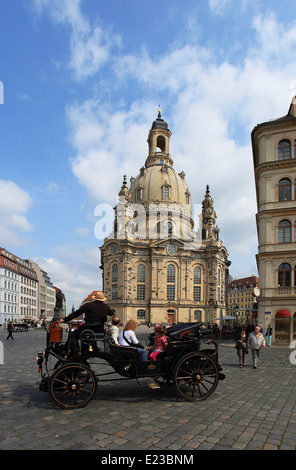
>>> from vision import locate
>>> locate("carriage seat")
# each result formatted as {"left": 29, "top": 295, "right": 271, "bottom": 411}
{"left": 79, "top": 327, "right": 106, "bottom": 351}
{"left": 87, "top": 322, "right": 105, "bottom": 335}
{"left": 109, "top": 340, "right": 139, "bottom": 362}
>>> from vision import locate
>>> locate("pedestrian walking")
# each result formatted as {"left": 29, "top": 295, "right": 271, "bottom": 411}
{"left": 6, "top": 321, "right": 14, "bottom": 340}
{"left": 265, "top": 325, "right": 272, "bottom": 346}
{"left": 247, "top": 325, "right": 265, "bottom": 368}
{"left": 234, "top": 327, "right": 248, "bottom": 368}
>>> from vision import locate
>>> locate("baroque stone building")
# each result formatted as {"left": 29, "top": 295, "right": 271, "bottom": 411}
{"left": 100, "top": 109, "right": 231, "bottom": 325}
{"left": 252, "top": 97, "right": 296, "bottom": 342}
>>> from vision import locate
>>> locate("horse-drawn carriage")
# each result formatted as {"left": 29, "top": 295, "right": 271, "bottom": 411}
{"left": 36, "top": 321, "right": 225, "bottom": 409}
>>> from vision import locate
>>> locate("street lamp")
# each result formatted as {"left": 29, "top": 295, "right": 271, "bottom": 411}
{"left": 234, "top": 305, "right": 239, "bottom": 328}
{"left": 246, "top": 309, "right": 250, "bottom": 325}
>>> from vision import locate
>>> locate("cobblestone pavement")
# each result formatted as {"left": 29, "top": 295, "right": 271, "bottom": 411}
{"left": 0, "top": 326, "right": 296, "bottom": 451}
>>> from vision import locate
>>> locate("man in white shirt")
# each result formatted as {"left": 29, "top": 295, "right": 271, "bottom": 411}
{"left": 107, "top": 318, "right": 121, "bottom": 345}
{"left": 247, "top": 326, "right": 266, "bottom": 369}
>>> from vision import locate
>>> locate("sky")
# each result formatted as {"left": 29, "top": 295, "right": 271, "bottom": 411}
{"left": 1, "top": 0, "right": 296, "bottom": 313}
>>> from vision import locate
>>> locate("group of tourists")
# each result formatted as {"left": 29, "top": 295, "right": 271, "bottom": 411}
{"left": 60, "top": 291, "right": 167, "bottom": 361}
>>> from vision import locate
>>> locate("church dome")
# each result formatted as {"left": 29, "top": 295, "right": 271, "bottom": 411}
{"left": 129, "top": 164, "right": 190, "bottom": 207}
{"left": 151, "top": 105, "right": 169, "bottom": 130}
{"left": 128, "top": 109, "right": 191, "bottom": 208}
{"left": 151, "top": 116, "right": 169, "bottom": 130}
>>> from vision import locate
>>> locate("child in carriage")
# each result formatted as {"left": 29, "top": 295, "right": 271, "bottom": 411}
{"left": 147, "top": 326, "right": 168, "bottom": 361}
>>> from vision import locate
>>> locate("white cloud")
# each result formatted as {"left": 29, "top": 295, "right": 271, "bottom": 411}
{"left": 34, "top": 244, "right": 102, "bottom": 311}
{"left": 208, "top": 0, "right": 257, "bottom": 16}
{"left": 67, "top": 99, "right": 151, "bottom": 203}
{"left": 64, "top": 10, "right": 296, "bottom": 279}
{"left": 32, "top": 0, "right": 120, "bottom": 80}
{"left": 74, "top": 227, "right": 90, "bottom": 237}
{"left": 0, "top": 180, "right": 33, "bottom": 246}
{"left": 46, "top": 182, "right": 59, "bottom": 192}
{"left": 16, "top": 92, "right": 30, "bottom": 101}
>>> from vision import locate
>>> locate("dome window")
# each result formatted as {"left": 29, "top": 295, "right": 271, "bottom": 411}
{"left": 163, "top": 185, "right": 170, "bottom": 199}
{"left": 136, "top": 188, "right": 142, "bottom": 202}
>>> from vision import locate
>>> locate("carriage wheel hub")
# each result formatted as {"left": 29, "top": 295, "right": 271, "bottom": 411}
{"left": 193, "top": 372, "right": 202, "bottom": 382}
{"left": 67, "top": 381, "right": 80, "bottom": 392}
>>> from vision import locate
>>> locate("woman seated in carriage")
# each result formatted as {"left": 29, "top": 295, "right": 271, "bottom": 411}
{"left": 119, "top": 319, "right": 148, "bottom": 361}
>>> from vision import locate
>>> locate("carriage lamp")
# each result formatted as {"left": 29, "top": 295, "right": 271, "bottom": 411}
{"left": 36, "top": 353, "right": 43, "bottom": 372}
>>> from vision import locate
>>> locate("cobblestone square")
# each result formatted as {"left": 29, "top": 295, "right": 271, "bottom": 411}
{"left": 0, "top": 327, "right": 296, "bottom": 451}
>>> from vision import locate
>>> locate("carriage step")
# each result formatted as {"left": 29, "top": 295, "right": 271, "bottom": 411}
{"left": 148, "top": 383, "right": 161, "bottom": 389}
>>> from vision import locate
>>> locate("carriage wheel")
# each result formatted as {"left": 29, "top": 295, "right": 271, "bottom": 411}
{"left": 173, "top": 352, "right": 219, "bottom": 401}
{"left": 49, "top": 363, "right": 97, "bottom": 409}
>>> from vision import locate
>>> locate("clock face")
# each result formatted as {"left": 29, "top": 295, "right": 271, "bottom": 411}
{"left": 110, "top": 245, "right": 117, "bottom": 255}
{"left": 253, "top": 287, "right": 261, "bottom": 297}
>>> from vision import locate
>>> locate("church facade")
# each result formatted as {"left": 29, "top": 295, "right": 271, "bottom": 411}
{"left": 99, "top": 110, "right": 231, "bottom": 325}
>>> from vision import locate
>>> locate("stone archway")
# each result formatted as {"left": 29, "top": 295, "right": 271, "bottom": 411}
{"left": 167, "top": 309, "right": 175, "bottom": 324}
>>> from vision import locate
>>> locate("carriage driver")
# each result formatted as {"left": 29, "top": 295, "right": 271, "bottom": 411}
{"left": 60, "top": 291, "right": 115, "bottom": 358}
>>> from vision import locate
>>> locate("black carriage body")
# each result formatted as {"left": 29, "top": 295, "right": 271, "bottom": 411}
{"left": 37, "top": 321, "right": 224, "bottom": 408}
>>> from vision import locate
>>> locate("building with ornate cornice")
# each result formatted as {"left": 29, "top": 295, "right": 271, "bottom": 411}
{"left": 252, "top": 97, "right": 296, "bottom": 342}
{"left": 100, "top": 109, "right": 231, "bottom": 325}
{"left": 0, "top": 247, "right": 38, "bottom": 324}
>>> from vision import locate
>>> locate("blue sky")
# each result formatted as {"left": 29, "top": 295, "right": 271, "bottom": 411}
{"left": 1, "top": 0, "right": 296, "bottom": 312}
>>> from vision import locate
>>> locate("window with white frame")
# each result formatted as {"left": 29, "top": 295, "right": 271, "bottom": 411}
{"left": 167, "top": 264, "right": 175, "bottom": 300}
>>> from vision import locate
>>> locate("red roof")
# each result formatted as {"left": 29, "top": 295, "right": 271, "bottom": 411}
{"left": 228, "top": 275, "right": 259, "bottom": 290}
{"left": 83, "top": 291, "right": 99, "bottom": 303}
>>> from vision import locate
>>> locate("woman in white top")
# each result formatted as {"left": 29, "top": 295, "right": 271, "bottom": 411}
{"left": 119, "top": 319, "right": 147, "bottom": 361}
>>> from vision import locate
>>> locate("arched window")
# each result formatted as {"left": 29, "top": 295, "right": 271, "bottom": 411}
{"left": 157, "top": 135, "right": 166, "bottom": 152}
{"left": 136, "top": 188, "right": 142, "bottom": 202}
{"left": 278, "top": 178, "right": 291, "bottom": 201}
{"left": 163, "top": 185, "right": 170, "bottom": 199}
{"left": 111, "top": 264, "right": 118, "bottom": 300}
{"left": 164, "top": 221, "right": 173, "bottom": 236}
{"left": 194, "top": 267, "right": 201, "bottom": 284}
{"left": 137, "top": 264, "right": 146, "bottom": 283}
{"left": 217, "top": 268, "right": 221, "bottom": 286}
{"left": 194, "top": 310, "right": 202, "bottom": 322}
{"left": 137, "top": 264, "right": 145, "bottom": 300}
{"left": 137, "top": 309, "right": 146, "bottom": 319}
{"left": 112, "top": 264, "right": 118, "bottom": 282}
{"left": 278, "top": 263, "right": 291, "bottom": 287}
{"left": 193, "top": 267, "right": 201, "bottom": 301}
{"left": 167, "top": 264, "right": 175, "bottom": 300}
{"left": 278, "top": 140, "right": 291, "bottom": 160}
{"left": 278, "top": 220, "right": 291, "bottom": 243}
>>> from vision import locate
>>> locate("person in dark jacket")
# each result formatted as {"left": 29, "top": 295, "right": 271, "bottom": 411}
{"left": 6, "top": 321, "right": 14, "bottom": 340}
{"left": 60, "top": 291, "right": 115, "bottom": 357}
{"left": 234, "top": 327, "right": 248, "bottom": 368}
